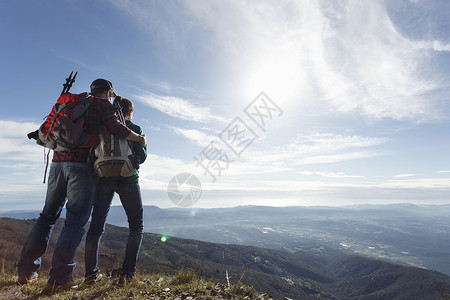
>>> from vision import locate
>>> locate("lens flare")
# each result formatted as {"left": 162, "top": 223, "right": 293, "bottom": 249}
{"left": 191, "top": 208, "right": 198, "bottom": 216}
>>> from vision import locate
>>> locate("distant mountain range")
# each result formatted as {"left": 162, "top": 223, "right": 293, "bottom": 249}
{"left": 1, "top": 217, "right": 450, "bottom": 299}
{"left": 2, "top": 203, "right": 450, "bottom": 277}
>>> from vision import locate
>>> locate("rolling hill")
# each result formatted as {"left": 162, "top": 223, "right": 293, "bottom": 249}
{"left": 1, "top": 217, "right": 450, "bottom": 299}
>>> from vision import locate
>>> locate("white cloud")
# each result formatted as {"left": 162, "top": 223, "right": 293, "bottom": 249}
{"left": 145, "top": 125, "right": 161, "bottom": 132}
{"left": 138, "top": 178, "right": 169, "bottom": 192}
{"left": 244, "top": 133, "right": 388, "bottom": 168}
{"left": 415, "top": 40, "right": 450, "bottom": 52}
{"left": 0, "top": 120, "right": 43, "bottom": 162}
{"left": 139, "top": 153, "right": 199, "bottom": 178}
{"left": 111, "top": 0, "right": 449, "bottom": 122}
{"left": 168, "top": 126, "right": 215, "bottom": 147}
{"left": 224, "top": 133, "right": 387, "bottom": 178}
{"left": 0, "top": 183, "right": 45, "bottom": 194}
{"left": 161, "top": 176, "right": 450, "bottom": 195}
{"left": 292, "top": 133, "right": 387, "bottom": 151}
{"left": 133, "top": 91, "right": 225, "bottom": 123}
{"left": 135, "top": 75, "right": 199, "bottom": 95}
{"left": 298, "top": 151, "right": 381, "bottom": 165}
{"left": 315, "top": 1, "right": 442, "bottom": 121}
{"left": 394, "top": 174, "right": 418, "bottom": 178}
{"left": 299, "top": 171, "right": 364, "bottom": 178}
{"left": 136, "top": 132, "right": 385, "bottom": 189}
{"left": 381, "top": 178, "right": 450, "bottom": 190}
{"left": 180, "top": 1, "right": 445, "bottom": 122}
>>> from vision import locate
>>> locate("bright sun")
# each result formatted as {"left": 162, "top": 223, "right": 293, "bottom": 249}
{"left": 241, "top": 46, "right": 305, "bottom": 109}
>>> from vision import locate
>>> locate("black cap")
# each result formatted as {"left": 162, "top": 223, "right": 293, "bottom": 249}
{"left": 90, "top": 79, "right": 116, "bottom": 95}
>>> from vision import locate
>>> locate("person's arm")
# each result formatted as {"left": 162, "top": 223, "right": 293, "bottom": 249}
{"left": 125, "top": 131, "right": 146, "bottom": 147}
{"left": 101, "top": 101, "right": 132, "bottom": 138}
{"left": 127, "top": 122, "right": 147, "bottom": 163}
{"left": 100, "top": 100, "right": 146, "bottom": 147}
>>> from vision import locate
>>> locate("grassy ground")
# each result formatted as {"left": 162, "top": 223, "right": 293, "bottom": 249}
{"left": 0, "top": 269, "right": 269, "bottom": 300}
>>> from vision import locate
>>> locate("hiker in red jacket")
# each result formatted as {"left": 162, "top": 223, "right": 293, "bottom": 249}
{"left": 17, "top": 79, "right": 146, "bottom": 294}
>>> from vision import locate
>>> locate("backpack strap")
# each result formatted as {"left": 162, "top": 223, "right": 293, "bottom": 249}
{"left": 112, "top": 99, "right": 138, "bottom": 159}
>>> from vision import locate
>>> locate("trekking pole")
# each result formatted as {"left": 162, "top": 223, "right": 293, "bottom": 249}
{"left": 61, "top": 71, "right": 78, "bottom": 94}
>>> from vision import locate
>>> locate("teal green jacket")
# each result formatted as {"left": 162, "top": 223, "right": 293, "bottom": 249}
{"left": 99, "top": 120, "right": 147, "bottom": 184}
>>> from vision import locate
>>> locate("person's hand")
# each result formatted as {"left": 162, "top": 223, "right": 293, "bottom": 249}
{"left": 139, "top": 134, "right": 146, "bottom": 147}
{"left": 125, "top": 131, "right": 146, "bottom": 146}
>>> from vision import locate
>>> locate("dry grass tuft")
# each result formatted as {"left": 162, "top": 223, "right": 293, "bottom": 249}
{"left": 0, "top": 269, "right": 264, "bottom": 300}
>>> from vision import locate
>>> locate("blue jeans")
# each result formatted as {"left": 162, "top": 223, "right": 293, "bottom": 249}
{"left": 18, "top": 162, "right": 96, "bottom": 285}
{"left": 85, "top": 179, "right": 143, "bottom": 278}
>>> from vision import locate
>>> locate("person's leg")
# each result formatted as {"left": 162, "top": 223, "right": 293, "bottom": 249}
{"left": 84, "top": 178, "right": 115, "bottom": 278}
{"left": 116, "top": 182, "right": 143, "bottom": 277}
{"left": 48, "top": 162, "right": 96, "bottom": 285}
{"left": 18, "top": 163, "right": 67, "bottom": 277}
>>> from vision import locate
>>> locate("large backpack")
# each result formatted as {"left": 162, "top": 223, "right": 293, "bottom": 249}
{"left": 28, "top": 72, "right": 94, "bottom": 152}
{"left": 32, "top": 92, "right": 94, "bottom": 151}
{"left": 93, "top": 100, "right": 138, "bottom": 177}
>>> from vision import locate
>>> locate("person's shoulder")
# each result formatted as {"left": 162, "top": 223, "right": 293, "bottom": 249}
{"left": 92, "top": 97, "right": 113, "bottom": 106}
{"left": 91, "top": 97, "right": 114, "bottom": 112}
{"left": 126, "top": 121, "right": 143, "bottom": 134}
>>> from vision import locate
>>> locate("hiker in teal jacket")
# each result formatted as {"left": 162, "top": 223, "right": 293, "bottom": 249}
{"left": 85, "top": 97, "right": 147, "bottom": 286}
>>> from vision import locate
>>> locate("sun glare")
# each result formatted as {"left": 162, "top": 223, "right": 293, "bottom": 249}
{"left": 241, "top": 47, "right": 305, "bottom": 109}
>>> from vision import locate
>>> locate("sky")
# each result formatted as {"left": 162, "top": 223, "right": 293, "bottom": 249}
{"left": 1, "top": 0, "right": 450, "bottom": 211}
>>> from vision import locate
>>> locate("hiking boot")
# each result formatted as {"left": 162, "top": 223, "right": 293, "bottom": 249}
{"left": 42, "top": 280, "right": 79, "bottom": 294}
{"left": 84, "top": 273, "right": 103, "bottom": 286}
{"left": 117, "top": 274, "right": 135, "bottom": 287}
{"left": 18, "top": 273, "right": 39, "bottom": 284}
